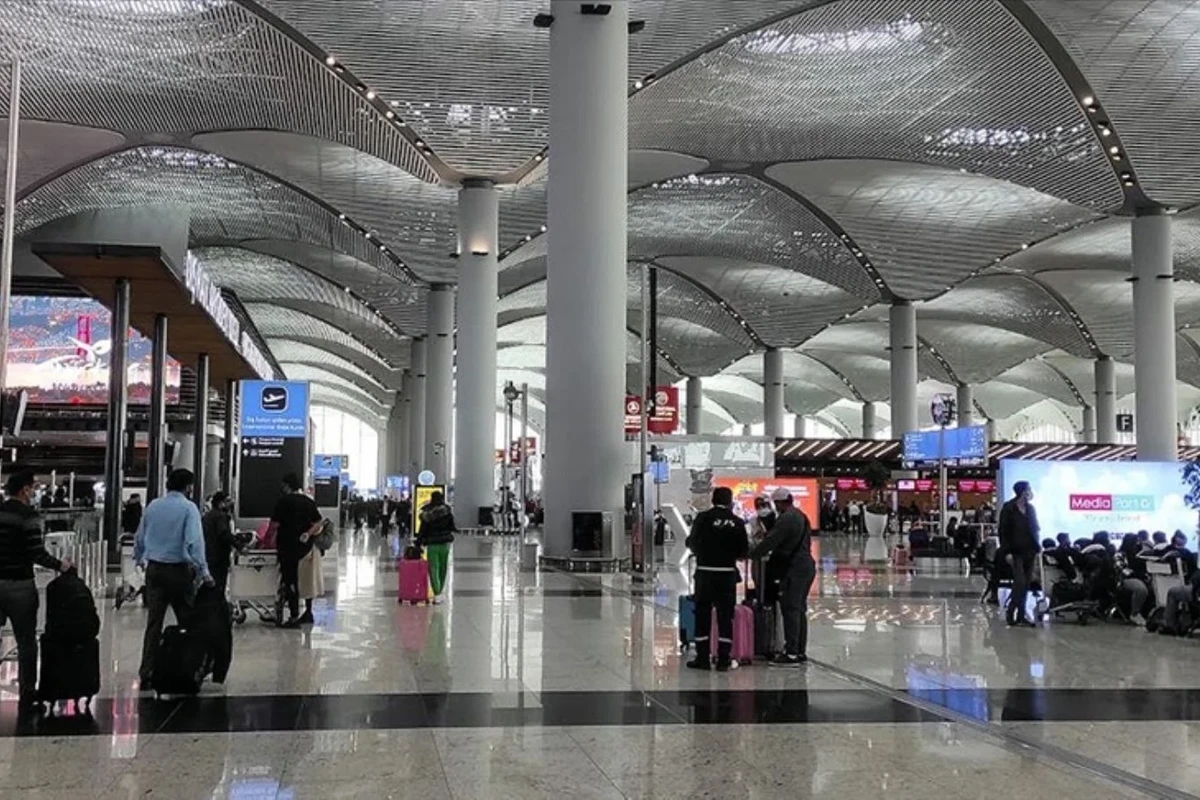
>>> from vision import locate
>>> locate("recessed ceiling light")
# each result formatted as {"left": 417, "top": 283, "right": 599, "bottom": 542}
{"left": 1109, "top": 145, "right": 1120, "bottom": 155}
{"left": 385, "top": 111, "right": 395, "bottom": 119}
{"left": 324, "top": 55, "right": 337, "bottom": 67}
{"left": 540, "top": 225, "right": 547, "bottom": 233}
{"left": 366, "top": 90, "right": 377, "bottom": 100}
{"left": 1021, "top": 243, "right": 1029, "bottom": 250}
{"left": 1082, "top": 95, "right": 1094, "bottom": 107}
{"left": 633, "top": 80, "right": 643, "bottom": 89}
{"left": 415, "top": 140, "right": 424, "bottom": 147}
{"left": 1100, "top": 126, "right": 1111, "bottom": 137}
{"left": 338, "top": 213, "right": 346, "bottom": 220}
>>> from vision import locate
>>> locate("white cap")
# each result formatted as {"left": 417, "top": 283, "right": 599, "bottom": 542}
{"left": 771, "top": 487, "right": 792, "bottom": 502}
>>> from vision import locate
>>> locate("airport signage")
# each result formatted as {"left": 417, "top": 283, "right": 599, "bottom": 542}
{"left": 239, "top": 380, "right": 310, "bottom": 518}
{"left": 902, "top": 425, "right": 988, "bottom": 467}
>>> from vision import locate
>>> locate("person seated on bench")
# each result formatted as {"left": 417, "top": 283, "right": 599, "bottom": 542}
{"left": 1161, "top": 532, "right": 1199, "bottom": 635}
{"left": 1152, "top": 531, "right": 1169, "bottom": 551}
{"left": 1117, "top": 533, "right": 1152, "bottom": 624}
{"left": 1044, "top": 534, "right": 1080, "bottom": 583}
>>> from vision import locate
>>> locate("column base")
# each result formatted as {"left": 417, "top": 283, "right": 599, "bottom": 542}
{"left": 539, "top": 554, "right": 630, "bottom": 573}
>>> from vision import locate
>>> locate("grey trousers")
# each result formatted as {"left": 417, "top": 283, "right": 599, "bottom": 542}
{"left": 779, "top": 561, "right": 816, "bottom": 657}
{"left": 0, "top": 579, "right": 39, "bottom": 700}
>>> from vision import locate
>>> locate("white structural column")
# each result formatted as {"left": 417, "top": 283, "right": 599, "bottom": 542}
{"left": 544, "top": 0, "right": 628, "bottom": 556}
{"left": 986, "top": 418, "right": 998, "bottom": 442}
{"left": 793, "top": 416, "right": 806, "bottom": 439}
{"left": 889, "top": 301, "right": 918, "bottom": 436}
{"left": 862, "top": 402, "right": 878, "bottom": 439}
{"left": 409, "top": 339, "right": 428, "bottom": 476}
{"left": 426, "top": 284, "right": 455, "bottom": 479}
{"left": 1082, "top": 404, "right": 1097, "bottom": 444}
{"left": 395, "top": 374, "right": 411, "bottom": 476}
{"left": 685, "top": 376, "right": 703, "bottom": 435}
{"left": 956, "top": 385, "right": 974, "bottom": 428}
{"left": 1132, "top": 210, "right": 1177, "bottom": 461}
{"left": 763, "top": 348, "right": 785, "bottom": 439}
{"left": 454, "top": 181, "right": 500, "bottom": 518}
{"left": 1094, "top": 356, "right": 1116, "bottom": 444}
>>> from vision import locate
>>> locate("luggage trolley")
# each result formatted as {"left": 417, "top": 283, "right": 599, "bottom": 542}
{"left": 114, "top": 534, "right": 145, "bottom": 609}
{"left": 230, "top": 548, "right": 281, "bottom": 625}
{"left": 1143, "top": 556, "right": 1186, "bottom": 633}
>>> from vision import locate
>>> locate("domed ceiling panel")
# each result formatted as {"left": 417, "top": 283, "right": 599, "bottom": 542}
{"left": 918, "top": 320, "right": 1052, "bottom": 384}
{"left": 247, "top": 303, "right": 399, "bottom": 386}
{"left": 1042, "top": 351, "right": 1135, "bottom": 400}
{"left": 628, "top": 174, "right": 878, "bottom": 298}
{"left": 991, "top": 359, "right": 1082, "bottom": 407}
{"left": 655, "top": 256, "right": 866, "bottom": 347}
{"left": 1027, "top": 0, "right": 1200, "bottom": 206}
{"left": 258, "top": 0, "right": 793, "bottom": 174}
{"left": 800, "top": 320, "right": 955, "bottom": 384}
{"left": 193, "top": 132, "right": 456, "bottom": 280}
{"left": 0, "top": 120, "right": 125, "bottom": 194}
{"left": 0, "top": 0, "right": 432, "bottom": 180}
{"left": 311, "top": 384, "right": 387, "bottom": 426}
{"left": 269, "top": 340, "right": 387, "bottom": 392}
{"left": 631, "top": 0, "right": 1124, "bottom": 209}
{"left": 280, "top": 363, "right": 389, "bottom": 411}
{"left": 975, "top": 382, "right": 1068, "bottom": 422}
{"left": 803, "top": 351, "right": 893, "bottom": 402}
{"left": 767, "top": 160, "right": 1100, "bottom": 299}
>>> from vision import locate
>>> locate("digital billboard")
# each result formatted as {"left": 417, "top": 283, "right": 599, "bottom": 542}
{"left": 714, "top": 476, "right": 821, "bottom": 531}
{"left": 998, "top": 459, "right": 1199, "bottom": 548}
{"left": 903, "top": 425, "right": 988, "bottom": 467}
{"left": 6, "top": 296, "right": 180, "bottom": 404}
{"left": 239, "top": 380, "right": 311, "bottom": 518}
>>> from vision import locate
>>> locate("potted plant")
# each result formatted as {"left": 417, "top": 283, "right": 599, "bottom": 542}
{"left": 862, "top": 460, "right": 891, "bottom": 538}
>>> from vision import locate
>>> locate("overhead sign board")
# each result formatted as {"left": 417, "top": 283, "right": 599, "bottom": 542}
{"left": 624, "top": 387, "right": 680, "bottom": 435}
{"left": 902, "top": 425, "right": 988, "bottom": 467}
{"left": 239, "top": 380, "right": 311, "bottom": 517}
{"left": 313, "top": 454, "right": 346, "bottom": 478}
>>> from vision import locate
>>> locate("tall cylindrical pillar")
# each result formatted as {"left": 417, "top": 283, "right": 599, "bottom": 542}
{"left": 685, "top": 376, "right": 703, "bottom": 435}
{"left": 103, "top": 278, "right": 130, "bottom": 555}
{"left": 763, "top": 347, "right": 785, "bottom": 439}
{"left": 147, "top": 314, "right": 168, "bottom": 501}
{"left": 862, "top": 402, "right": 878, "bottom": 439}
{"left": 192, "top": 353, "right": 210, "bottom": 505}
{"left": 1095, "top": 356, "right": 1117, "bottom": 444}
{"left": 222, "top": 379, "right": 237, "bottom": 495}
{"left": 986, "top": 418, "right": 998, "bottom": 443}
{"left": 956, "top": 384, "right": 974, "bottom": 428}
{"left": 793, "top": 415, "right": 806, "bottom": 439}
{"left": 889, "top": 301, "right": 918, "bottom": 436}
{"left": 426, "top": 285, "right": 454, "bottom": 481}
{"left": 544, "top": 0, "right": 628, "bottom": 557}
{"left": 1082, "top": 404, "right": 1097, "bottom": 444}
{"left": 1132, "top": 210, "right": 1177, "bottom": 461}
{"left": 454, "top": 181, "right": 499, "bottom": 518}
{"left": 409, "top": 338, "right": 427, "bottom": 476}
{"left": 396, "top": 373, "right": 410, "bottom": 477}
{"left": 204, "top": 440, "right": 220, "bottom": 499}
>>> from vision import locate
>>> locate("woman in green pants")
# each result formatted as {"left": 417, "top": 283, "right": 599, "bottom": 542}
{"left": 416, "top": 491, "right": 456, "bottom": 603}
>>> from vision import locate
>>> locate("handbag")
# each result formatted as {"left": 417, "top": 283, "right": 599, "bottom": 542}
{"left": 312, "top": 519, "right": 335, "bottom": 554}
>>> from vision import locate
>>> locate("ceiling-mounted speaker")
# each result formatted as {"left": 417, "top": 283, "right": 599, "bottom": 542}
{"left": 581, "top": 4, "right": 612, "bottom": 15}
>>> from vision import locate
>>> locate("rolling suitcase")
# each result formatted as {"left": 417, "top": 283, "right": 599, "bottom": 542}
{"left": 678, "top": 594, "right": 696, "bottom": 648}
{"left": 152, "top": 626, "right": 208, "bottom": 697}
{"left": 711, "top": 604, "right": 755, "bottom": 663}
{"left": 750, "top": 601, "right": 780, "bottom": 658}
{"left": 398, "top": 556, "right": 430, "bottom": 605}
{"left": 38, "top": 634, "right": 100, "bottom": 708}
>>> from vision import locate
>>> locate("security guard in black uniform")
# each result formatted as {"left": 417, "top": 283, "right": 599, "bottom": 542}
{"left": 685, "top": 486, "right": 749, "bottom": 671}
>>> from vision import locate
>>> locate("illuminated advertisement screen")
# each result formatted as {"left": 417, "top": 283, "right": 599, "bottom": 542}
{"left": 998, "top": 459, "right": 1199, "bottom": 548}
{"left": 7, "top": 296, "right": 180, "bottom": 404}
{"left": 714, "top": 476, "right": 821, "bottom": 530}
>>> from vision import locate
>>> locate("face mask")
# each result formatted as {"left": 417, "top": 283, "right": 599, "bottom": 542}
{"left": 757, "top": 507, "right": 772, "bottom": 518}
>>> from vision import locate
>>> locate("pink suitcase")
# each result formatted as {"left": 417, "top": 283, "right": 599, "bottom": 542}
{"left": 398, "top": 557, "right": 430, "bottom": 605}
{"left": 710, "top": 604, "right": 755, "bottom": 663}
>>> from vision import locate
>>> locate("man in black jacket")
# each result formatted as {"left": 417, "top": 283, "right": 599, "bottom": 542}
{"left": 751, "top": 487, "right": 816, "bottom": 666}
{"left": 203, "top": 491, "right": 238, "bottom": 595}
{"left": 0, "top": 469, "right": 71, "bottom": 711}
{"left": 998, "top": 480, "right": 1040, "bottom": 627}
{"left": 685, "top": 487, "right": 749, "bottom": 671}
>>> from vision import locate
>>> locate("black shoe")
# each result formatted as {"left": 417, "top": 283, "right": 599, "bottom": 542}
{"left": 769, "top": 654, "right": 806, "bottom": 668}
{"left": 685, "top": 657, "right": 711, "bottom": 671}
{"left": 282, "top": 617, "right": 303, "bottom": 629}
{"left": 296, "top": 611, "right": 315, "bottom": 625}
{"left": 1010, "top": 617, "right": 1036, "bottom": 628}
{"left": 18, "top": 696, "right": 42, "bottom": 715}
{"left": 715, "top": 658, "right": 732, "bottom": 672}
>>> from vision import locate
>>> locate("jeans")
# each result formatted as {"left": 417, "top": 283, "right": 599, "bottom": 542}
{"left": 139, "top": 562, "right": 193, "bottom": 681}
{"left": 279, "top": 554, "right": 301, "bottom": 620}
{"left": 1121, "top": 578, "right": 1149, "bottom": 618}
{"left": 1008, "top": 552, "right": 1036, "bottom": 622}
{"left": 0, "top": 579, "right": 39, "bottom": 700}
{"left": 693, "top": 570, "right": 737, "bottom": 660}
{"left": 779, "top": 561, "right": 816, "bottom": 657}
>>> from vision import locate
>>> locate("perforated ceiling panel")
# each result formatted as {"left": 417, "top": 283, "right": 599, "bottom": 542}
{"left": 654, "top": 256, "right": 866, "bottom": 347}
{"left": 974, "top": 381, "right": 1064, "bottom": 421}
{"left": 918, "top": 320, "right": 1053, "bottom": 384}
{"left": 801, "top": 351, "right": 893, "bottom": 402}
{"left": 1027, "top": 0, "right": 1200, "bottom": 206}
{"left": 629, "top": 151, "right": 712, "bottom": 189}
{"left": 498, "top": 256, "right": 548, "bottom": 298}
{"left": 916, "top": 274, "right": 1093, "bottom": 357}
{"left": 991, "top": 359, "right": 1081, "bottom": 407}
{"left": 1175, "top": 333, "right": 1200, "bottom": 390}
{"left": 1042, "top": 351, "right": 1135, "bottom": 399}
{"left": 727, "top": 351, "right": 861, "bottom": 402}
{"left": 798, "top": 321, "right": 954, "bottom": 383}
{"left": 257, "top": 0, "right": 791, "bottom": 175}
{"left": 996, "top": 398, "right": 1079, "bottom": 440}
{"left": 193, "top": 132, "right": 456, "bottom": 280}
{"left": 269, "top": 340, "right": 387, "bottom": 392}
{"left": 250, "top": 304, "right": 400, "bottom": 385}
{"left": 310, "top": 384, "right": 387, "bottom": 426}
{"left": 0, "top": 120, "right": 125, "bottom": 194}
{"left": 766, "top": 160, "right": 1100, "bottom": 299}
{"left": 496, "top": 345, "right": 547, "bottom": 373}
{"left": 280, "top": 363, "right": 389, "bottom": 411}
{"left": 0, "top": 1, "right": 432, "bottom": 181}
{"left": 631, "top": 0, "right": 1123, "bottom": 209}
{"left": 702, "top": 374, "right": 768, "bottom": 425}
{"left": 628, "top": 175, "right": 878, "bottom": 299}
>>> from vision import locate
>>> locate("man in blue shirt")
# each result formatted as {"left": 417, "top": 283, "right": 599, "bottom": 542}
{"left": 134, "top": 468, "right": 212, "bottom": 689}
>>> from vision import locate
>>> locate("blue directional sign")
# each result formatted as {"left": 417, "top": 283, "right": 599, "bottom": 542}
{"left": 902, "top": 425, "right": 988, "bottom": 467}
{"left": 240, "top": 380, "right": 310, "bottom": 438}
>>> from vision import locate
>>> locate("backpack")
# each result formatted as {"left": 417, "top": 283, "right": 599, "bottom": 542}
{"left": 45, "top": 569, "right": 100, "bottom": 642}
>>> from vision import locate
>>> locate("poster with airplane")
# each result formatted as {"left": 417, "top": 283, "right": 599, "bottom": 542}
{"left": 6, "top": 297, "right": 180, "bottom": 404}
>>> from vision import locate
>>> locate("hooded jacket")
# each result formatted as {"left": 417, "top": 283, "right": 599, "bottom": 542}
{"left": 417, "top": 502, "right": 456, "bottom": 546}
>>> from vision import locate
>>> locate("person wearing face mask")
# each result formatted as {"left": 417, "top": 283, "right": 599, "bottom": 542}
{"left": 202, "top": 491, "right": 238, "bottom": 595}
{"left": 750, "top": 488, "right": 816, "bottom": 666}
{"left": 998, "top": 480, "right": 1040, "bottom": 627}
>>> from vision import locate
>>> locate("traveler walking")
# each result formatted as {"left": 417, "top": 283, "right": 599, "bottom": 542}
{"left": 0, "top": 468, "right": 72, "bottom": 711}
{"left": 270, "top": 473, "right": 323, "bottom": 627}
{"left": 121, "top": 493, "right": 143, "bottom": 535}
{"left": 416, "top": 491, "right": 456, "bottom": 603}
{"left": 134, "top": 468, "right": 212, "bottom": 690}
{"left": 202, "top": 491, "right": 237, "bottom": 595}
{"left": 684, "top": 486, "right": 749, "bottom": 671}
{"left": 998, "top": 480, "right": 1040, "bottom": 627}
{"left": 750, "top": 487, "right": 816, "bottom": 666}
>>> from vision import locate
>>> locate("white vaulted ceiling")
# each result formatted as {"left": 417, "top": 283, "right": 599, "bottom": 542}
{"left": 8, "top": 0, "right": 1200, "bottom": 434}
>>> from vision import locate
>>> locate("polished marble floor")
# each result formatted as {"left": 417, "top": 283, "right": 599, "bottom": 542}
{"left": 1, "top": 532, "right": 1198, "bottom": 798}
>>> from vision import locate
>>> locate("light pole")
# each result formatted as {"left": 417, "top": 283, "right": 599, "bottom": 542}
{"left": 503, "top": 382, "right": 521, "bottom": 530}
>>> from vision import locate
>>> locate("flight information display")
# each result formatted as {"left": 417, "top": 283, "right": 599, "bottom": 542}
{"left": 902, "top": 425, "right": 989, "bottom": 467}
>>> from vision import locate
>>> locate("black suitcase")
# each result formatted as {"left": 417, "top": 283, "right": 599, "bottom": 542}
{"left": 38, "top": 634, "right": 100, "bottom": 707}
{"left": 152, "top": 626, "right": 208, "bottom": 697}
{"left": 751, "top": 601, "right": 778, "bottom": 657}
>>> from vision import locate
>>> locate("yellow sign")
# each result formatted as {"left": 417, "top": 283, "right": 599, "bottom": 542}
{"left": 413, "top": 484, "right": 445, "bottom": 534}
